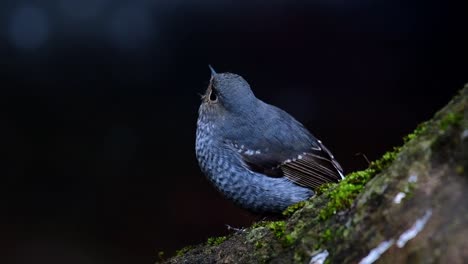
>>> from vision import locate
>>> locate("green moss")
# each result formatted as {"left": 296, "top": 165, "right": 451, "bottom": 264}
{"left": 175, "top": 245, "right": 194, "bottom": 257}
{"left": 316, "top": 118, "right": 434, "bottom": 221}
{"left": 320, "top": 228, "right": 333, "bottom": 243}
{"left": 294, "top": 251, "right": 304, "bottom": 263}
{"left": 267, "top": 221, "right": 286, "bottom": 239}
{"left": 404, "top": 121, "right": 428, "bottom": 143}
{"left": 206, "top": 236, "right": 227, "bottom": 246}
{"left": 319, "top": 146, "right": 401, "bottom": 221}
{"left": 249, "top": 221, "right": 296, "bottom": 248}
{"left": 439, "top": 112, "right": 462, "bottom": 130}
{"left": 404, "top": 181, "right": 416, "bottom": 200}
{"left": 282, "top": 201, "right": 308, "bottom": 217}
{"left": 283, "top": 234, "right": 295, "bottom": 246}
{"left": 252, "top": 220, "right": 269, "bottom": 229}
{"left": 368, "top": 146, "right": 401, "bottom": 172}
{"left": 265, "top": 221, "right": 296, "bottom": 246}
{"left": 255, "top": 241, "right": 265, "bottom": 249}
{"left": 318, "top": 169, "right": 372, "bottom": 221}
{"left": 316, "top": 182, "right": 336, "bottom": 195}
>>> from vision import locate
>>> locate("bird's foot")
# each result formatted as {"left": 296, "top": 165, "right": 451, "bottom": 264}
{"left": 225, "top": 224, "right": 246, "bottom": 233}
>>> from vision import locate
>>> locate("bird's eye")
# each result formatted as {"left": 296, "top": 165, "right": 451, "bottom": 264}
{"left": 209, "top": 87, "right": 218, "bottom": 102}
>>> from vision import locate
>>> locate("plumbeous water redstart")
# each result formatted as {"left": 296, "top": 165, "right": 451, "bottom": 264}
{"left": 195, "top": 66, "right": 344, "bottom": 213}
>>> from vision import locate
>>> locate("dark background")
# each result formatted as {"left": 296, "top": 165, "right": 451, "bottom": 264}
{"left": 1, "top": 0, "right": 467, "bottom": 263}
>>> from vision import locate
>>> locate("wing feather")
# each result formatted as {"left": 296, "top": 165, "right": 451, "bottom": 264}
{"left": 281, "top": 151, "right": 343, "bottom": 189}
{"left": 236, "top": 141, "right": 344, "bottom": 190}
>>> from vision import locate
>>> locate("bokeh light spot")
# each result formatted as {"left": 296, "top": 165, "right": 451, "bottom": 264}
{"left": 59, "top": 0, "right": 109, "bottom": 21}
{"left": 107, "top": 4, "right": 154, "bottom": 50}
{"left": 8, "top": 6, "right": 49, "bottom": 51}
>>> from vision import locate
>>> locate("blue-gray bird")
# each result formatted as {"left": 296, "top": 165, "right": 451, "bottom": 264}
{"left": 195, "top": 67, "right": 344, "bottom": 213}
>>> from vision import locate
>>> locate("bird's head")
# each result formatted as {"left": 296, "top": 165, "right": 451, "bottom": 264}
{"left": 200, "top": 66, "right": 257, "bottom": 115}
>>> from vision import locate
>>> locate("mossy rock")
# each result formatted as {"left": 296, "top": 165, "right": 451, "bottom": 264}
{"left": 162, "top": 85, "right": 468, "bottom": 264}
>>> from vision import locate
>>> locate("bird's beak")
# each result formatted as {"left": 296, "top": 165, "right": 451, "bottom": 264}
{"left": 208, "top": 65, "right": 217, "bottom": 76}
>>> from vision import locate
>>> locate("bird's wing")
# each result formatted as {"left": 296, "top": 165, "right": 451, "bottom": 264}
{"left": 231, "top": 106, "right": 344, "bottom": 189}
{"left": 236, "top": 139, "right": 344, "bottom": 189}
{"left": 279, "top": 140, "right": 344, "bottom": 189}
{"left": 235, "top": 135, "right": 344, "bottom": 189}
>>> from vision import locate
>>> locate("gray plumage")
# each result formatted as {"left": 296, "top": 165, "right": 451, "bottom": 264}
{"left": 195, "top": 69, "right": 344, "bottom": 213}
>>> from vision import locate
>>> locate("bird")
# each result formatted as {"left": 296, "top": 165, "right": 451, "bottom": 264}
{"left": 195, "top": 66, "right": 344, "bottom": 213}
